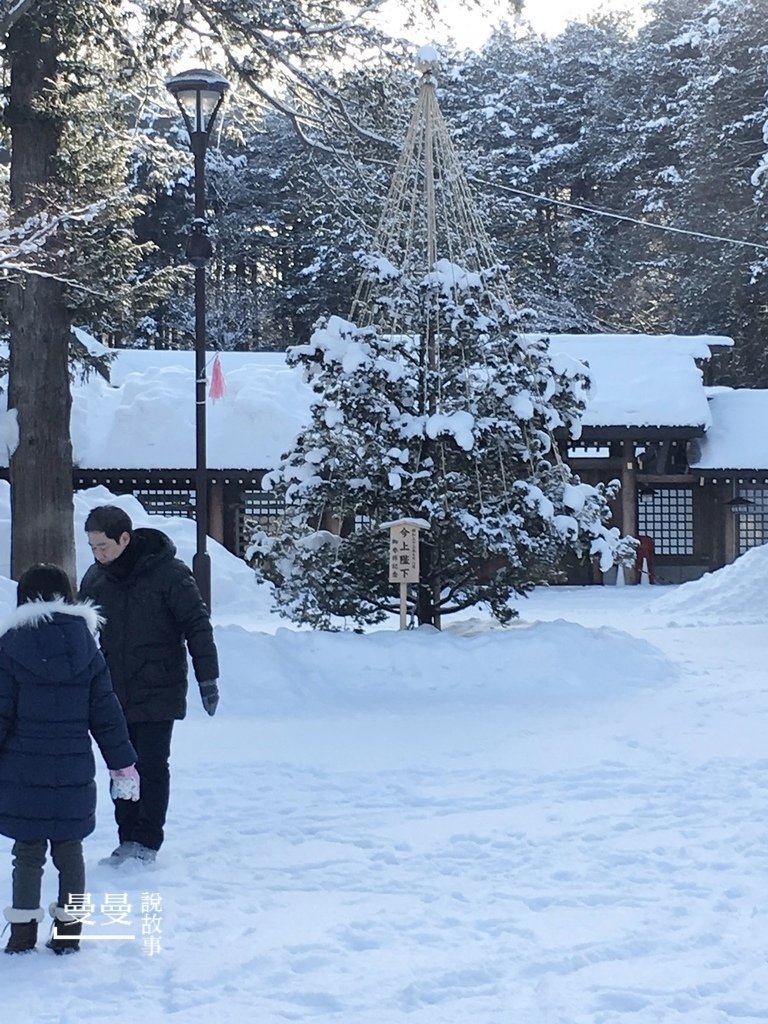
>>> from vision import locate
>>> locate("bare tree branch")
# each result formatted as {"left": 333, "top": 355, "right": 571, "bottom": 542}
{"left": 0, "top": 196, "right": 127, "bottom": 294}
{"left": 183, "top": 0, "right": 407, "bottom": 156}
{"left": 0, "top": 0, "right": 38, "bottom": 37}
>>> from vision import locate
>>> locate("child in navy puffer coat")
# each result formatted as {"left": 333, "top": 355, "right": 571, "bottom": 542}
{"left": 0, "top": 564, "right": 138, "bottom": 955}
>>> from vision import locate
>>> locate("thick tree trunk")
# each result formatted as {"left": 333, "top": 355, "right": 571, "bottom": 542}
{"left": 417, "top": 534, "right": 440, "bottom": 628}
{"left": 6, "top": 7, "right": 76, "bottom": 581}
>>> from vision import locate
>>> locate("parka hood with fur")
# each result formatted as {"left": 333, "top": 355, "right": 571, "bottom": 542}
{"left": 0, "top": 600, "right": 102, "bottom": 683}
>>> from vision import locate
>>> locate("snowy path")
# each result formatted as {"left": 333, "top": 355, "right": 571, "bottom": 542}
{"left": 4, "top": 588, "right": 768, "bottom": 1023}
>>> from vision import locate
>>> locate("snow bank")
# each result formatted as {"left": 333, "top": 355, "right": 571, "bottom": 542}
{"left": 215, "top": 618, "right": 676, "bottom": 718}
{"left": 0, "top": 483, "right": 276, "bottom": 624}
{"left": 0, "top": 484, "right": 676, "bottom": 721}
{"left": 71, "top": 486, "right": 275, "bottom": 622}
{"left": 648, "top": 542, "right": 768, "bottom": 624}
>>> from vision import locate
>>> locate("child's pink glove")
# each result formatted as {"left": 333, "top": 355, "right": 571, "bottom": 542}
{"left": 109, "top": 764, "right": 140, "bottom": 801}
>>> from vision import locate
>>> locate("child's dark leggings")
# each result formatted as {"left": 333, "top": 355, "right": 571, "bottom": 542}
{"left": 11, "top": 839, "right": 85, "bottom": 910}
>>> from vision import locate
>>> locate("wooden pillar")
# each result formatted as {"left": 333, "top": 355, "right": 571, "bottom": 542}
{"left": 698, "top": 479, "right": 724, "bottom": 571}
{"left": 222, "top": 483, "right": 240, "bottom": 556}
{"left": 621, "top": 440, "right": 638, "bottom": 583}
{"left": 724, "top": 481, "right": 737, "bottom": 565}
{"left": 209, "top": 478, "right": 224, "bottom": 545}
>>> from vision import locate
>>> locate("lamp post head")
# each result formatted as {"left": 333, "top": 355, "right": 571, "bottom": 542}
{"left": 186, "top": 217, "right": 214, "bottom": 267}
{"left": 166, "top": 68, "right": 230, "bottom": 147}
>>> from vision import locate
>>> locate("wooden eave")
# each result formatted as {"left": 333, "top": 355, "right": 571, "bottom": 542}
{"left": 637, "top": 473, "right": 693, "bottom": 484}
{"left": 692, "top": 469, "right": 768, "bottom": 480}
{"left": 72, "top": 468, "right": 266, "bottom": 486}
{"left": 558, "top": 425, "right": 706, "bottom": 443}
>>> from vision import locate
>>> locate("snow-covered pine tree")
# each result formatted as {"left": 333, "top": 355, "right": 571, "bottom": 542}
{"left": 636, "top": 0, "right": 768, "bottom": 387}
{"left": 254, "top": 52, "right": 635, "bottom": 628}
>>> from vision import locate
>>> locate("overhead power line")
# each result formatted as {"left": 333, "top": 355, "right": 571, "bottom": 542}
{"left": 472, "top": 177, "right": 768, "bottom": 253}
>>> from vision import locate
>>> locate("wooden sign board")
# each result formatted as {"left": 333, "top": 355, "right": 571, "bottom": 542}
{"left": 388, "top": 522, "right": 420, "bottom": 583}
{"left": 382, "top": 517, "right": 429, "bottom": 630}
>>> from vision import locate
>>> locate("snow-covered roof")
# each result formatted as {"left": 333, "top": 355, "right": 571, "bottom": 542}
{"left": 535, "top": 333, "right": 731, "bottom": 430}
{"left": 0, "top": 333, "right": 733, "bottom": 471}
{"left": 71, "top": 349, "right": 311, "bottom": 471}
{"left": 689, "top": 388, "right": 768, "bottom": 471}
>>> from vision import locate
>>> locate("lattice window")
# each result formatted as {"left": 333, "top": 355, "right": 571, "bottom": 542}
{"left": 736, "top": 487, "right": 768, "bottom": 554}
{"left": 238, "top": 490, "right": 287, "bottom": 555}
{"left": 354, "top": 512, "right": 373, "bottom": 532}
{"left": 134, "top": 488, "right": 195, "bottom": 519}
{"left": 637, "top": 487, "right": 694, "bottom": 555}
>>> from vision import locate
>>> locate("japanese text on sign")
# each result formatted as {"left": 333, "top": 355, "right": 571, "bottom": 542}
{"left": 389, "top": 524, "right": 420, "bottom": 583}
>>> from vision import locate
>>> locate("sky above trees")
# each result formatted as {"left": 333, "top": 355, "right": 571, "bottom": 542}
{"left": 383, "top": 0, "right": 649, "bottom": 51}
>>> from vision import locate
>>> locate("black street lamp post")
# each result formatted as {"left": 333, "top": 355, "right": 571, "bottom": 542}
{"left": 166, "top": 68, "right": 229, "bottom": 611}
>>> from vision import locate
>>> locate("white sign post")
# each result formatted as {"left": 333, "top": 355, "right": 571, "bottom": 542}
{"left": 383, "top": 518, "right": 430, "bottom": 630}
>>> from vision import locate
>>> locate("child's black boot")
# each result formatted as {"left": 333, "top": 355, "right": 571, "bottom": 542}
{"left": 3, "top": 906, "right": 44, "bottom": 954}
{"left": 45, "top": 903, "right": 82, "bottom": 954}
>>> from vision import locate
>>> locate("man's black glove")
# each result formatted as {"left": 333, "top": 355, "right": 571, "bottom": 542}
{"left": 199, "top": 680, "right": 219, "bottom": 717}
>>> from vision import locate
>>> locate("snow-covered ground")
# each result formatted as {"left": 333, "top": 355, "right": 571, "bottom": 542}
{"left": 2, "top": 492, "right": 768, "bottom": 1023}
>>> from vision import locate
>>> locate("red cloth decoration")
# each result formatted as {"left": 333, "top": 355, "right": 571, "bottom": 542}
{"left": 209, "top": 354, "right": 226, "bottom": 401}
{"left": 635, "top": 534, "right": 656, "bottom": 584}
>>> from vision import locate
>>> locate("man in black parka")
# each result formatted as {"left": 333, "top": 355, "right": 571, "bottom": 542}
{"left": 79, "top": 504, "right": 219, "bottom": 864}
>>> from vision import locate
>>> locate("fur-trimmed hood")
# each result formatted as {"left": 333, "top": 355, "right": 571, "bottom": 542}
{"left": 0, "top": 599, "right": 102, "bottom": 639}
{"left": 0, "top": 600, "right": 103, "bottom": 683}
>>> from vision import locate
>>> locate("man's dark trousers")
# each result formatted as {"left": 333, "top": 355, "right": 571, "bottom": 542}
{"left": 116, "top": 721, "right": 174, "bottom": 851}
